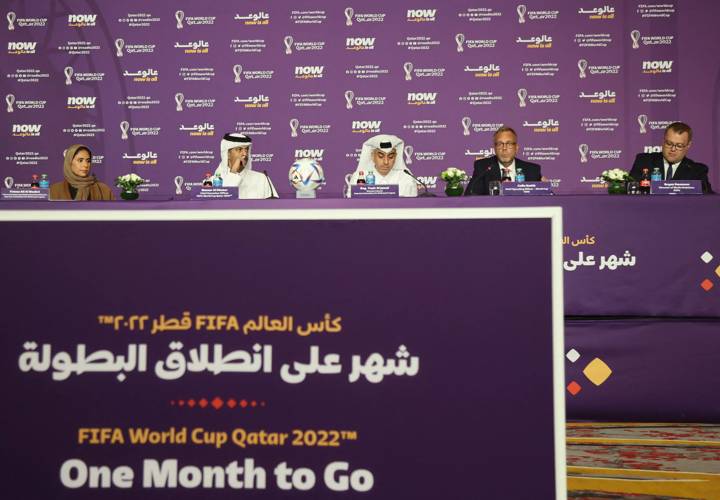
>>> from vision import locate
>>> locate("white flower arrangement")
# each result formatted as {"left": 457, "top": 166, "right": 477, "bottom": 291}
{"left": 440, "top": 167, "right": 468, "bottom": 184}
{"left": 601, "top": 168, "right": 633, "bottom": 183}
{"left": 115, "top": 173, "right": 145, "bottom": 190}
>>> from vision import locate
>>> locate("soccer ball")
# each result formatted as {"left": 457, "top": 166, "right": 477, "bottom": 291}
{"left": 288, "top": 158, "right": 325, "bottom": 191}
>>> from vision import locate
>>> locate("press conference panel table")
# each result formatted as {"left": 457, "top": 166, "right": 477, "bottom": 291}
{"left": 4, "top": 194, "right": 720, "bottom": 318}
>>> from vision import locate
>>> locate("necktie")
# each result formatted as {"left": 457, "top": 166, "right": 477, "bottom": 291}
{"left": 666, "top": 164, "right": 673, "bottom": 180}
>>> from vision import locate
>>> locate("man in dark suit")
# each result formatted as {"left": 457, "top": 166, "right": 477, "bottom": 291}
{"left": 465, "top": 126, "right": 542, "bottom": 195}
{"left": 630, "top": 121, "right": 712, "bottom": 193}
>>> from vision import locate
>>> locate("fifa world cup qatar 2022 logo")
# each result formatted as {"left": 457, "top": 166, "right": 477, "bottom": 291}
{"left": 289, "top": 118, "right": 299, "bottom": 138}
{"left": 120, "top": 120, "right": 130, "bottom": 140}
{"left": 631, "top": 30, "right": 641, "bottom": 49}
{"left": 6, "top": 93, "right": 15, "bottom": 113}
{"left": 455, "top": 33, "right": 465, "bottom": 53}
{"left": 233, "top": 64, "right": 243, "bottom": 83}
{"left": 175, "top": 10, "right": 185, "bottom": 29}
{"left": 404, "top": 145, "right": 414, "bottom": 165}
{"left": 7, "top": 11, "right": 17, "bottom": 30}
{"left": 579, "top": 144, "right": 589, "bottom": 163}
{"left": 114, "top": 38, "right": 125, "bottom": 57}
{"left": 461, "top": 116, "right": 472, "bottom": 136}
{"left": 517, "top": 88, "right": 528, "bottom": 108}
{"left": 344, "top": 90, "right": 354, "bottom": 109}
{"left": 517, "top": 5, "right": 527, "bottom": 24}
{"left": 344, "top": 7, "right": 354, "bottom": 26}
{"left": 64, "top": 66, "right": 74, "bottom": 85}
{"left": 578, "top": 59, "right": 588, "bottom": 78}
{"left": 175, "top": 93, "right": 184, "bottom": 111}
{"left": 283, "top": 36, "right": 293, "bottom": 55}
{"left": 637, "top": 114, "right": 648, "bottom": 134}
{"left": 403, "top": 62, "right": 413, "bottom": 81}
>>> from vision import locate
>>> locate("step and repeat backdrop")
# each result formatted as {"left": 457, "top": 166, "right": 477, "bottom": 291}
{"left": 1, "top": 0, "right": 716, "bottom": 196}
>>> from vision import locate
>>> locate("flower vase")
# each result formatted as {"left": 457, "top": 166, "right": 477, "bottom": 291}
{"left": 607, "top": 181, "right": 626, "bottom": 195}
{"left": 120, "top": 188, "right": 139, "bottom": 201}
{"left": 444, "top": 182, "right": 464, "bottom": 197}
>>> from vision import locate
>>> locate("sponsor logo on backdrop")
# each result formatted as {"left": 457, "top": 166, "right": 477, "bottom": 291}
{"left": 524, "top": 119, "right": 559, "bottom": 133}
{"left": 459, "top": 118, "right": 503, "bottom": 135}
{"left": 295, "top": 65, "right": 324, "bottom": 79}
{"left": 123, "top": 151, "right": 158, "bottom": 166}
{"left": 458, "top": 7, "right": 501, "bottom": 22}
{"left": 416, "top": 176, "right": 438, "bottom": 189}
{"left": 578, "top": 6, "right": 616, "bottom": 19}
{"left": 174, "top": 40, "right": 209, "bottom": 54}
{"left": 235, "top": 94, "right": 269, "bottom": 108}
{"left": 295, "top": 148, "right": 324, "bottom": 161}
{"left": 123, "top": 68, "right": 158, "bottom": 82}
{"left": 179, "top": 122, "right": 215, "bottom": 137}
{"left": 518, "top": 5, "right": 560, "bottom": 22}
{"left": 7, "top": 41, "right": 36, "bottom": 55}
{"left": 114, "top": 39, "right": 157, "bottom": 56}
{"left": 232, "top": 67, "right": 272, "bottom": 82}
{"left": 11, "top": 123, "right": 41, "bottom": 137}
{"left": 288, "top": 119, "right": 330, "bottom": 136}
{"left": 638, "top": 88, "right": 676, "bottom": 103}
{"left": 407, "top": 148, "right": 447, "bottom": 164}
{"left": 67, "top": 14, "right": 96, "bottom": 27}
{"left": 644, "top": 145, "right": 662, "bottom": 153}
{"left": 454, "top": 33, "right": 498, "bottom": 50}
{"left": 67, "top": 96, "right": 96, "bottom": 110}
{"left": 581, "top": 117, "right": 620, "bottom": 132}
{"left": 344, "top": 9, "right": 385, "bottom": 24}
{"left": 118, "top": 12, "right": 161, "bottom": 28}
{"left": 64, "top": 66, "right": 105, "bottom": 84}
{"left": 176, "top": 94, "right": 217, "bottom": 110}
{"left": 407, "top": 9, "right": 436, "bottom": 22}
{"left": 342, "top": 91, "right": 385, "bottom": 107}
{"left": 230, "top": 39, "right": 266, "bottom": 53}
{"left": 173, "top": 11, "right": 216, "bottom": 28}
{"left": 522, "top": 62, "right": 559, "bottom": 77}
{"left": 120, "top": 122, "right": 161, "bottom": 139}
{"left": 235, "top": 11, "right": 270, "bottom": 25}
{"left": 408, "top": 92, "right": 437, "bottom": 106}
{"left": 464, "top": 64, "right": 500, "bottom": 77}
{"left": 579, "top": 90, "right": 617, "bottom": 104}
{"left": 234, "top": 122, "right": 271, "bottom": 136}
{"left": 517, "top": 89, "right": 560, "bottom": 106}
{"left": 642, "top": 60, "right": 673, "bottom": 74}
{"left": 578, "top": 59, "right": 621, "bottom": 77}
{"left": 516, "top": 35, "right": 553, "bottom": 48}
{"left": 402, "top": 62, "right": 445, "bottom": 80}
{"left": 631, "top": 30, "right": 674, "bottom": 49}
{"left": 291, "top": 10, "right": 327, "bottom": 25}
{"left": 574, "top": 33, "right": 613, "bottom": 48}
{"left": 351, "top": 120, "right": 381, "bottom": 134}
{"left": 5, "top": 95, "right": 46, "bottom": 112}
{"left": 117, "top": 96, "right": 160, "bottom": 110}
{"left": 464, "top": 148, "right": 495, "bottom": 159}
{"left": 114, "top": 38, "right": 124, "bottom": 56}
{"left": 637, "top": 4, "right": 675, "bottom": 19}
{"left": 346, "top": 64, "right": 389, "bottom": 79}
{"left": 291, "top": 93, "right": 326, "bottom": 108}
{"left": 579, "top": 145, "right": 622, "bottom": 161}
{"left": 637, "top": 115, "right": 673, "bottom": 134}
{"left": 459, "top": 91, "right": 502, "bottom": 106}
{"left": 6, "top": 12, "right": 47, "bottom": 29}
{"left": 346, "top": 37, "right": 375, "bottom": 51}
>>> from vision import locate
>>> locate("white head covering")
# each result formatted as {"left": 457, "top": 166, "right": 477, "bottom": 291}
{"left": 217, "top": 132, "right": 253, "bottom": 174}
{"left": 355, "top": 134, "right": 407, "bottom": 175}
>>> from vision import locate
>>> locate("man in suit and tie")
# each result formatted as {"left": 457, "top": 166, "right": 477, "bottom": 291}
{"left": 465, "top": 126, "right": 542, "bottom": 195}
{"left": 630, "top": 122, "right": 712, "bottom": 193}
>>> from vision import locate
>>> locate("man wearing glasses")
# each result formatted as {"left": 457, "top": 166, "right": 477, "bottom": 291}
{"left": 630, "top": 122, "right": 712, "bottom": 193}
{"left": 465, "top": 126, "right": 542, "bottom": 195}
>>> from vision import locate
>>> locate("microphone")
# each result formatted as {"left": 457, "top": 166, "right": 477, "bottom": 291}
{"left": 262, "top": 170, "right": 278, "bottom": 199}
{"left": 403, "top": 169, "right": 437, "bottom": 197}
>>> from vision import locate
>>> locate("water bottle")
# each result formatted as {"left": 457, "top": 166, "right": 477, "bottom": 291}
{"left": 39, "top": 174, "right": 49, "bottom": 189}
{"left": 651, "top": 167, "right": 662, "bottom": 181}
{"left": 366, "top": 170, "right": 375, "bottom": 185}
{"left": 356, "top": 170, "right": 366, "bottom": 184}
{"left": 212, "top": 173, "right": 223, "bottom": 187}
{"left": 516, "top": 167, "right": 525, "bottom": 183}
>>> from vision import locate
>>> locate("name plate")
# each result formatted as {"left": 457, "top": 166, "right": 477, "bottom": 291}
{"left": 350, "top": 184, "right": 400, "bottom": 198}
{"left": 1, "top": 187, "right": 49, "bottom": 201}
{"left": 501, "top": 182, "right": 553, "bottom": 196}
{"left": 651, "top": 180, "right": 702, "bottom": 195}
{"left": 189, "top": 186, "right": 239, "bottom": 200}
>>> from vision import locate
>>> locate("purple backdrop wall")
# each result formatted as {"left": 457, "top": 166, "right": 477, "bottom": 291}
{"left": 1, "top": 0, "right": 719, "bottom": 196}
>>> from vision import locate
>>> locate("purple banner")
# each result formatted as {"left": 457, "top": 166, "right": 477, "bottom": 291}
{"left": 1, "top": 0, "right": 718, "bottom": 196}
{"left": 566, "top": 318, "right": 720, "bottom": 421}
{"left": 0, "top": 210, "right": 565, "bottom": 498}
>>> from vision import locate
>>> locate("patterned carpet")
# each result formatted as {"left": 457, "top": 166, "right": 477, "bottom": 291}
{"left": 567, "top": 423, "right": 720, "bottom": 499}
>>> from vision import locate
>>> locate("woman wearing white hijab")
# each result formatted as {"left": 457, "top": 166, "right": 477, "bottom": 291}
{"left": 214, "top": 133, "right": 278, "bottom": 199}
{"left": 349, "top": 134, "right": 418, "bottom": 197}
